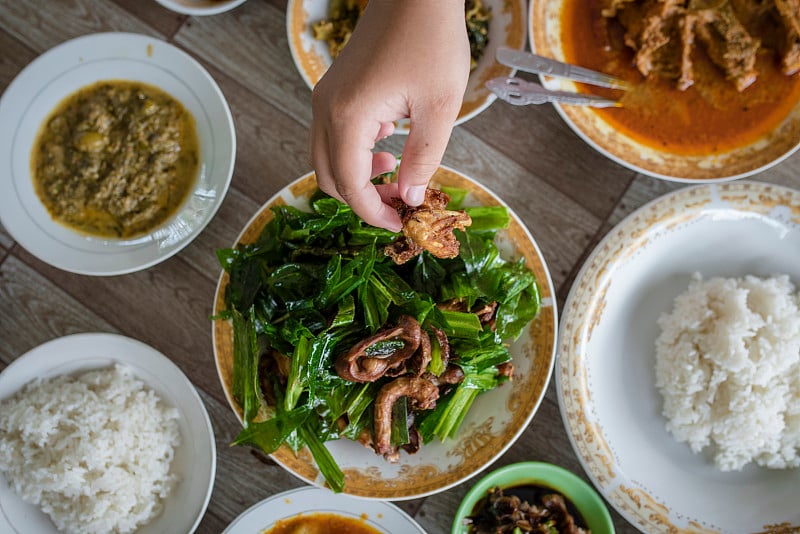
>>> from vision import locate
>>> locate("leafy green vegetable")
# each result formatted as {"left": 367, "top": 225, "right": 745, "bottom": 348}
{"left": 216, "top": 181, "right": 540, "bottom": 492}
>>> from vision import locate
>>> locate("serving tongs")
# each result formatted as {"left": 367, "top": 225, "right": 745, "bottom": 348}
{"left": 487, "top": 47, "right": 629, "bottom": 108}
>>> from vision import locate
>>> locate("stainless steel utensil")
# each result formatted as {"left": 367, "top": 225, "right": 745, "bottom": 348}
{"left": 496, "top": 47, "right": 630, "bottom": 90}
{"left": 486, "top": 77, "right": 621, "bottom": 108}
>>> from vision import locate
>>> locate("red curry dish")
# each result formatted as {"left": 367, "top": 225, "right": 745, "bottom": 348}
{"left": 561, "top": 0, "right": 800, "bottom": 155}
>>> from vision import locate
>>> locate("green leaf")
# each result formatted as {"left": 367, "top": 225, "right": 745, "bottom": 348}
{"left": 232, "top": 405, "right": 311, "bottom": 452}
{"left": 464, "top": 206, "right": 510, "bottom": 233}
{"left": 298, "top": 425, "right": 345, "bottom": 493}
{"left": 231, "top": 306, "right": 260, "bottom": 423}
{"left": 428, "top": 331, "right": 445, "bottom": 376}
{"left": 390, "top": 396, "right": 409, "bottom": 446}
{"left": 285, "top": 334, "right": 311, "bottom": 411}
{"left": 440, "top": 186, "right": 468, "bottom": 210}
{"left": 439, "top": 310, "right": 483, "bottom": 339}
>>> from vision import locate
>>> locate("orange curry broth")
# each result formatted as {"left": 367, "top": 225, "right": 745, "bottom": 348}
{"left": 561, "top": 0, "right": 800, "bottom": 156}
{"left": 263, "top": 512, "right": 380, "bottom": 534}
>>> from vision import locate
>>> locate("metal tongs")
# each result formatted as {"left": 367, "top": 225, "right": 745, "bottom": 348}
{"left": 487, "top": 47, "right": 630, "bottom": 108}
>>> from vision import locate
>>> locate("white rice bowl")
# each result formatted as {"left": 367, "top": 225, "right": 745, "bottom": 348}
{"left": 654, "top": 273, "right": 800, "bottom": 471}
{"left": 0, "top": 364, "right": 181, "bottom": 534}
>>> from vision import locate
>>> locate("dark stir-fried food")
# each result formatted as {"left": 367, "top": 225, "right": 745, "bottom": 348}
{"left": 31, "top": 80, "right": 199, "bottom": 238}
{"left": 466, "top": 486, "right": 591, "bottom": 534}
{"left": 601, "top": 0, "right": 800, "bottom": 91}
{"left": 216, "top": 174, "right": 541, "bottom": 492}
{"left": 385, "top": 189, "right": 473, "bottom": 265}
{"left": 312, "top": 0, "right": 492, "bottom": 70}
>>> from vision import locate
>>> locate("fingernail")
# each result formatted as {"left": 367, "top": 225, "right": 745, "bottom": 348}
{"left": 406, "top": 185, "right": 426, "bottom": 206}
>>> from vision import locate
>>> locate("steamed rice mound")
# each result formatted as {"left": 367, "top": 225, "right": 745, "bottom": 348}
{"left": 0, "top": 365, "right": 181, "bottom": 534}
{"left": 654, "top": 273, "right": 800, "bottom": 471}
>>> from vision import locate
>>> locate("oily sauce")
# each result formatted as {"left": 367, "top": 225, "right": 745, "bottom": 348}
{"left": 560, "top": 0, "right": 800, "bottom": 155}
{"left": 31, "top": 80, "right": 199, "bottom": 238}
{"left": 468, "top": 484, "right": 591, "bottom": 533}
{"left": 263, "top": 512, "right": 381, "bottom": 534}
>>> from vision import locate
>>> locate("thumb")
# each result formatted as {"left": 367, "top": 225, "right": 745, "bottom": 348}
{"left": 397, "top": 106, "right": 457, "bottom": 206}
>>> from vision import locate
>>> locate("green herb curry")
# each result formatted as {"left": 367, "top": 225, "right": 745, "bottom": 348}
{"left": 31, "top": 80, "right": 199, "bottom": 238}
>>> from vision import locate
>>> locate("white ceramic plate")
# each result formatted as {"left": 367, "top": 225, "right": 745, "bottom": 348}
{"left": 557, "top": 181, "right": 800, "bottom": 533}
{"left": 223, "top": 486, "right": 425, "bottom": 533}
{"left": 212, "top": 166, "right": 558, "bottom": 499}
{"left": 153, "top": 0, "right": 248, "bottom": 16}
{"left": 0, "top": 32, "right": 236, "bottom": 276}
{"left": 0, "top": 333, "right": 216, "bottom": 534}
{"left": 286, "top": 0, "right": 527, "bottom": 134}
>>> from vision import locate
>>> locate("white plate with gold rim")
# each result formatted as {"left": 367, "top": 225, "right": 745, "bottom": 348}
{"left": 223, "top": 486, "right": 425, "bottom": 533}
{"left": 286, "top": 0, "right": 527, "bottom": 134}
{"left": 557, "top": 181, "right": 800, "bottom": 533}
{"left": 0, "top": 32, "right": 236, "bottom": 276}
{"left": 0, "top": 333, "right": 216, "bottom": 534}
{"left": 153, "top": 0, "right": 248, "bottom": 16}
{"left": 212, "top": 166, "right": 558, "bottom": 500}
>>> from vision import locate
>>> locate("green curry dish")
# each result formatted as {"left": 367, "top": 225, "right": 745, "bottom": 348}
{"left": 216, "top": 188, "right": 540, "bottom": 493}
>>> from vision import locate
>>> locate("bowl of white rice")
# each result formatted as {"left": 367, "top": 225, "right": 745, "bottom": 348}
{"left": 557, "top": 181, "right": 800, "bottom": 534}
{"left": 655, "top": 273, "right": 800, "bottom": 473}
{"left": 0, "top": 333, "right": 216, "bottom": 534}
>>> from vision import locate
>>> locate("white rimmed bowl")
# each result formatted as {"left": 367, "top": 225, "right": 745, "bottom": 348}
{"left": 153, "top": 0, "right": 248, "bottom": 16}
{"left": 0, "top": 333, "right": 216, "bottom": 534}
{"left": 0, "top": 32, "right": 236, "bottom": 276}
{"left": 528, "top": 0, "right": 800, "bottom": 182}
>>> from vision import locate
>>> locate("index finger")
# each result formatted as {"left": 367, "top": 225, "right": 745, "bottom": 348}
{"left": 328, "top": 123, "right": 402, "bottom": 232}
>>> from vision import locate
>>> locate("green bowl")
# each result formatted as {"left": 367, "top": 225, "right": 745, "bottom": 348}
{"left": 451, "top": 462, "right": 615, "bottom": 534}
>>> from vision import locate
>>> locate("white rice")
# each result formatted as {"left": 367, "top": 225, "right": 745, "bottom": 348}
{"left": 0, "top": 364, "right": 181, "bottom": 533}
{"left": 654, "top": 273, "right": 800, "bottom": 471}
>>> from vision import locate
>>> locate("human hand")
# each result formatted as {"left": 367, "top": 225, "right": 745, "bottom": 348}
{"left": 310, "top": 0, "right": 471, "bottom": 231}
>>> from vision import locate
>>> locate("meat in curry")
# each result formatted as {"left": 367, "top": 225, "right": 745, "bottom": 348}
{"left": 562, "top": 0, "right": 800, "bottom": 155}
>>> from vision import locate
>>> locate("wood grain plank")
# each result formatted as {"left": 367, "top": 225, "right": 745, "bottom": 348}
{"left": 110, "top": 0, "right": 188, "bottom": 39}
{"left": 0, "top": 0, "right": 162, "bottom": 54}
{"left": 173, "top": 0, "right": 313, "bottom": 128}
{"left": 199, "top": 62, "right": 313, "bottom": 203}
{"left": 0, "top": 255, "right": 117, "bottom": 366}
{"left": 0, "top": 28, "right": 37, "bottom": 93}
{"left": 9, "top": 247, "right": 229, "bottom": 406}
{"left": 0, "top": 224, "right": 13, "bottom": 252}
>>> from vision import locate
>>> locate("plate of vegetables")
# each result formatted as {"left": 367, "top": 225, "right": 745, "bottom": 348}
{"left": 286, "top": 0, "right": 528, "bottom": 133}
{"left": 211, "top": 166, "right": 557, "bottom": 499}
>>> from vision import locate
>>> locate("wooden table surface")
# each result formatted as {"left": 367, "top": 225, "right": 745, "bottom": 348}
{"left": 1, "top": 1, "right": 798, "bottom": 533}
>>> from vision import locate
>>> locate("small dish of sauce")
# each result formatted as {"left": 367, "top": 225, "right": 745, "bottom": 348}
{"left": 263, "top": 512, "right": 382, "bottom": 534}
{"left": 466, "top": 484, "right": 591, "bottom": 534}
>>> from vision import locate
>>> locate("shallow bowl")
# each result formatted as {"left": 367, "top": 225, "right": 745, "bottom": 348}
{"left": 153, "top": 0, "right": 248, "bottom": 16}
{"left": 0, "top": 32, "right": 236, "bottom": 275}
{"left": 529, "top": 0, "right": 800, "bottom": 181}
{"left": 0, "top": 333, "right": 216, "bottom": 534}
{"left": 451, "top": 461, "right": 614, "bottom": 534}
{"left": 287, "top": 0, "right": 527, "bottom": 133}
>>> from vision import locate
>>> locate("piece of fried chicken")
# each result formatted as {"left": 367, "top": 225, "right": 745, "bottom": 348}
{"left": 384, "top": 189, "right": 472, "bottom": 265}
